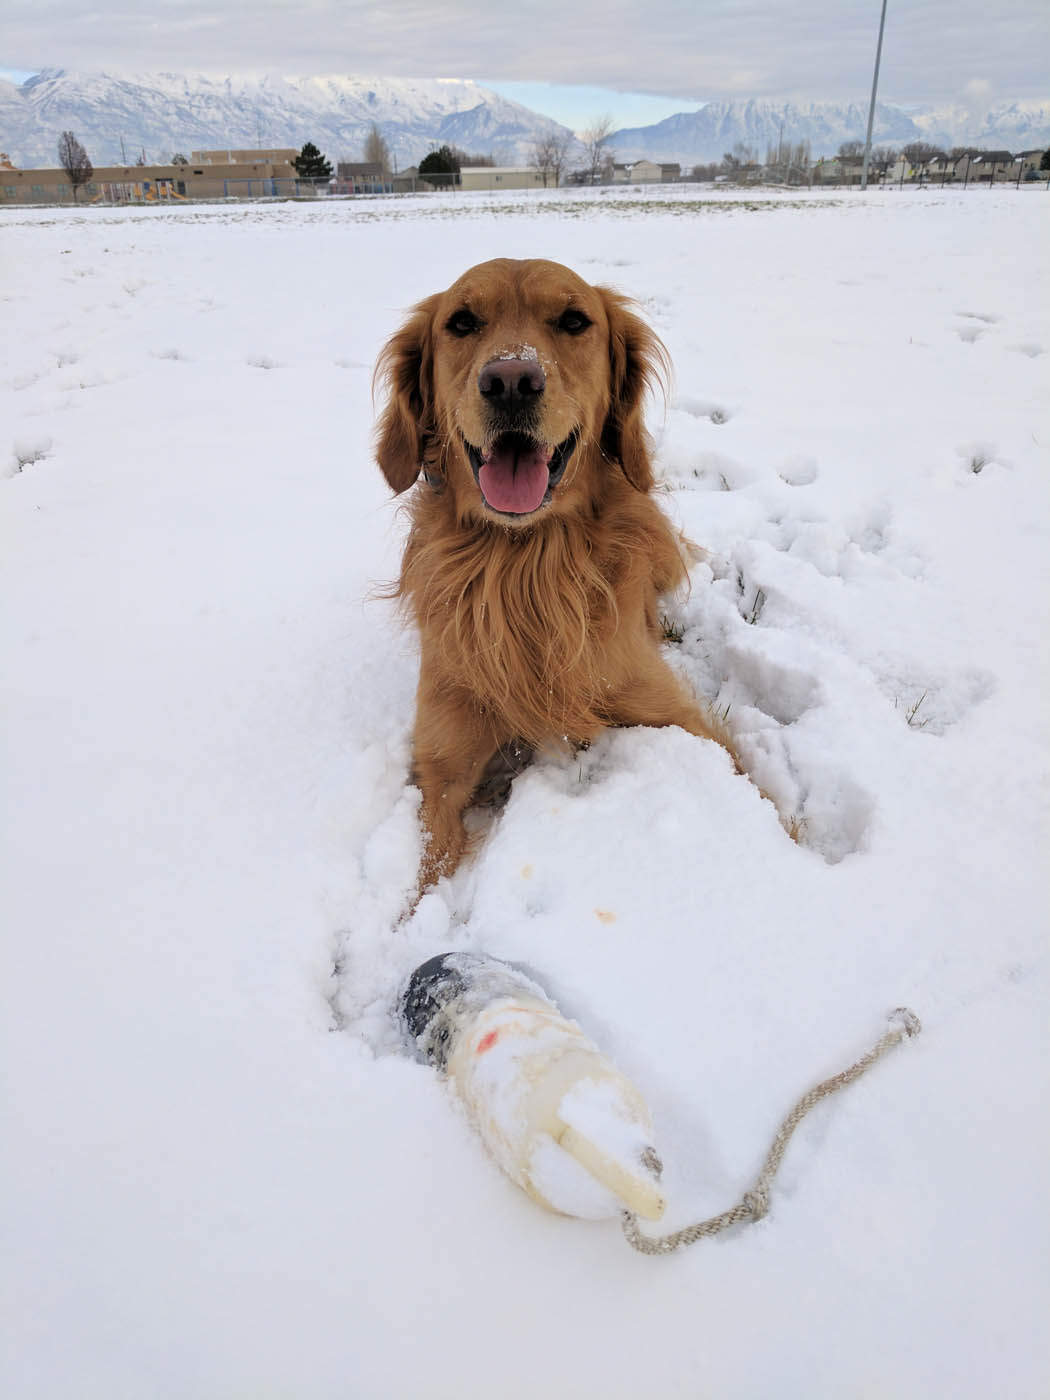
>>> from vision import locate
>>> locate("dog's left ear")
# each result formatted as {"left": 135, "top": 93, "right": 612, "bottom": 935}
{"left": 597, "top": 288, "right": 670, "bottom": 493}
{"left": 373, "top": 295, "right": 440, "bottom": 493}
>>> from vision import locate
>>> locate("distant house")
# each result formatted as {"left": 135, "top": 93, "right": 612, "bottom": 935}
{"left": 628, "top": 159, "right": 680, "bottom": 183}
{"left": 970, "top": 151, "right": 1016, "bottom": 182}
{"left": 865, "top": 160, "right": 894, "bottom": 184}
{"left": 611, "top": 160, "right": 680, "bottom": 184}
{"left": 391, "top": 165, "right": 435, "bottom": 193}
{"left": 336, "top": 161, "right": 389, "bottom": 193}
{"left": 1016, "top": 149, "right": 1046, "bottom": 180}
{"left": 813, "top": 155, "right": 864, "bottom": 184}
{"left": 458, "top": 166, "right": 545, "bottom": 191}
{"left": 921, "top": 154, "right": 956, "bottom": 182}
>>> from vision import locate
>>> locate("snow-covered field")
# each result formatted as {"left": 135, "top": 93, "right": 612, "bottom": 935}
{"left": 3, "top": 186, "right": 1047, "bottom": 1398}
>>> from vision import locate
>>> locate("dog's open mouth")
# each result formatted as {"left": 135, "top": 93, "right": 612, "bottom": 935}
{"left": 466, "top": 431, "right": 576, "bottom": 516}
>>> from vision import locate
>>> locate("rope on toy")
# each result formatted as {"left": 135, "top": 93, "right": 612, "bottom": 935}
{"left": 621, "top": 1008, "right": 922, "bottom": 1256}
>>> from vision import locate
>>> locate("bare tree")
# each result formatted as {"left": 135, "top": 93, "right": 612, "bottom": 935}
{"left": 838, "top": 139, "right": 865, "bottom": 159}
{"left": 57, "top": 131, "right": 93, "bottom": 202}
{"left": 791, "top": 139, "right": 812, "bottom": 172}
{"left": 529, "top": 130, "right": 572, "bottom": 187}
{"left": 579, "top": 115, "right": 615, "bottom": 184}
{"left": 453, "top": 148, "right": 496, "bottom": 167}
{"left": 363, "top": 123, "right": 391, "bottom": 175}
{"left": 721, "top": 142, "right": 759, "bottom": 181}
{"left": 549, "top": 130, "right": 572, "bottom": 187}
{"left": 901, "top": 141, "right": 945, "bottom": 166}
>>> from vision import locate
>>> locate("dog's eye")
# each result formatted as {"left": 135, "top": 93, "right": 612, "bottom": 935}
{"left": 556, "top": 308, "right": 592, "bottom": 336}
{"left": 446, "top": 309, "right": 481, "bottom": 337}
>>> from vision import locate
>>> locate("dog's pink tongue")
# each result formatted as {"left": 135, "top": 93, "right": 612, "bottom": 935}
{"left": 478, "top": 442, "right": 552, "bottom": 514}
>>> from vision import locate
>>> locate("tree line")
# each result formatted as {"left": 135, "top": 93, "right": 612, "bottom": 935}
{"left": 692, "top": 138, "right": 1050, "bottom": 183}
{"left": 52, "top": 124, "right": 1050, "bottom": 200}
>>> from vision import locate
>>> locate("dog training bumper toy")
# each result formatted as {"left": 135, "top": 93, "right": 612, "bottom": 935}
{"left": 401, "top": 951, "right": 922, "bottom": 1253}
{"left": 400, "top": 952, "right": 666, "bottom": 1221}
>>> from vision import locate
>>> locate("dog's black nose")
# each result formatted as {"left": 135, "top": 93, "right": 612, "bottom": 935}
{"left": 478, "top": 357, "right": 546, "bottom": 402}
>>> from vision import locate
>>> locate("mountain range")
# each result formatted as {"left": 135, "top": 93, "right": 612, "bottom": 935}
{"left": 2, "top": 69, "right": 1048, "bottom": 171}
{"left": 613, "top": 98, "right": 1050, "bottom": 164}
{"left": 0, "top": 69, "right": 567, "bottom": 170}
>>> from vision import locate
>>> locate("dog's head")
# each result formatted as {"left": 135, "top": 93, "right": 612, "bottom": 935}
{"left": 374, "top": 258, "right": 668, "bottom": 524}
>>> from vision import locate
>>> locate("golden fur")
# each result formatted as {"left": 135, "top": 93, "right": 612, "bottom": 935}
{"left": 374, "top": 257, "right": 738, "bottom": 889}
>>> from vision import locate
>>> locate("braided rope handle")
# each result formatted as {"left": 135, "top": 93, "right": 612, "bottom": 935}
{"left": 622, "top": 1008, "right": 922, "bottom": 1256}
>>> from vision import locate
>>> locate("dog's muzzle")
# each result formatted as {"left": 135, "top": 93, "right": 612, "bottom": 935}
{"left": 465, "top": 431, "right": 577, "bottom": 517}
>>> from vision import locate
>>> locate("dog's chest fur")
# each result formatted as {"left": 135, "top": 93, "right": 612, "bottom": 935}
{"left": 399, "top": 485, "right": 687, "bottom": 746}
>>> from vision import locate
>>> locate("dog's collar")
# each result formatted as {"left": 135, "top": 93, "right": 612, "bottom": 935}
{"left": 422, "top": 467, "right": 443, "bottom": 490}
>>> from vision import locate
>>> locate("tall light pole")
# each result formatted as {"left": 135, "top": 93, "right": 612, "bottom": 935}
{"left": 861, "top": 0, "right": 890, "bottom": 190}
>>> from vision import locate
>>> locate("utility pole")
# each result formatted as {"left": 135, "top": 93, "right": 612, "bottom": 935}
{"left": 861, "top": 0, "right": 890, "bottom": 190}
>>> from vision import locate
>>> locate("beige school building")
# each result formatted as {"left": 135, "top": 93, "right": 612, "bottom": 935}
{"left": 0, "top": 151, "right": 306, "bottom": 205}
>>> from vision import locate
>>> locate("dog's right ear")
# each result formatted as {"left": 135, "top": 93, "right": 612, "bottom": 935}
{"left": 373, "top": 295, "right": 440, "bottom": 493}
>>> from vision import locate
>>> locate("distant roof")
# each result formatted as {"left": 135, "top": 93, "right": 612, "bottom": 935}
{"left": 191, "top": 148, "right": 297, "bottom": 164}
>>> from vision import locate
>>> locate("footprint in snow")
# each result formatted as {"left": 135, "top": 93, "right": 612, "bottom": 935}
{"left": 10, "top": 369, "right": 44, "bottom": 391}
{"left": 662, "top": 591, "right": 875, "bottom": 864}
{"left": 955, "top": 441, "right": 1005, "bottom": 475}
{"left": 9, "top": 434, "right": 54, "bottom": 475}
{"left": 778, "top": 456, "right": 819, "bottom": 486}
{"left": 641, "top": 293, "right": 674, "bottom": 327}
{"left": 736, "top": 507, "right": 925, "bottom": 584}
{"left": 672, "top": 395, "right": 734, "bottom": 425}
{"left": 879, "top": 668, "right": 997, "bottom": 736}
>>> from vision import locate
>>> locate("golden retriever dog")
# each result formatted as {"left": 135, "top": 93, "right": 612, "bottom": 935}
{"left": 375, "top": 257, "right": 740, "bottom": 891}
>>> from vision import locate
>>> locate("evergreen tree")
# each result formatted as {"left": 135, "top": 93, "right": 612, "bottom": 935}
{"left": 419, "top": 145, "right": 460, "bottom": 183}
{"left": 1041, "top": 148, "right": 1050, "bottom": 172}
{"left": 294, "top": 143, "right": 333, "bottom": 180}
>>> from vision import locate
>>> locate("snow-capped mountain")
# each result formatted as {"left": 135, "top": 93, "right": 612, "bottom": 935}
{"left": 610, "top": 98, "right": 1050, "bottom": 166}
{"left": 1, "top": 68, "right": 571, "bottom": 168}
{"left": 3, "top": 71, "right": 1047, "bottom": 172}
{"left": 910, "top": 100, "right": 1050, "bottom": 153}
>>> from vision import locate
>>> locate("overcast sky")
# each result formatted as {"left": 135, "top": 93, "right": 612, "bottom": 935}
{"left": 3, "top": 0, "right": 1047, "bottom": 128}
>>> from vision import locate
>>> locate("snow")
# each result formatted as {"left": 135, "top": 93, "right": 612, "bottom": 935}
{"left": 2, "top": 185, "right": 1048, "bottom": 1398}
